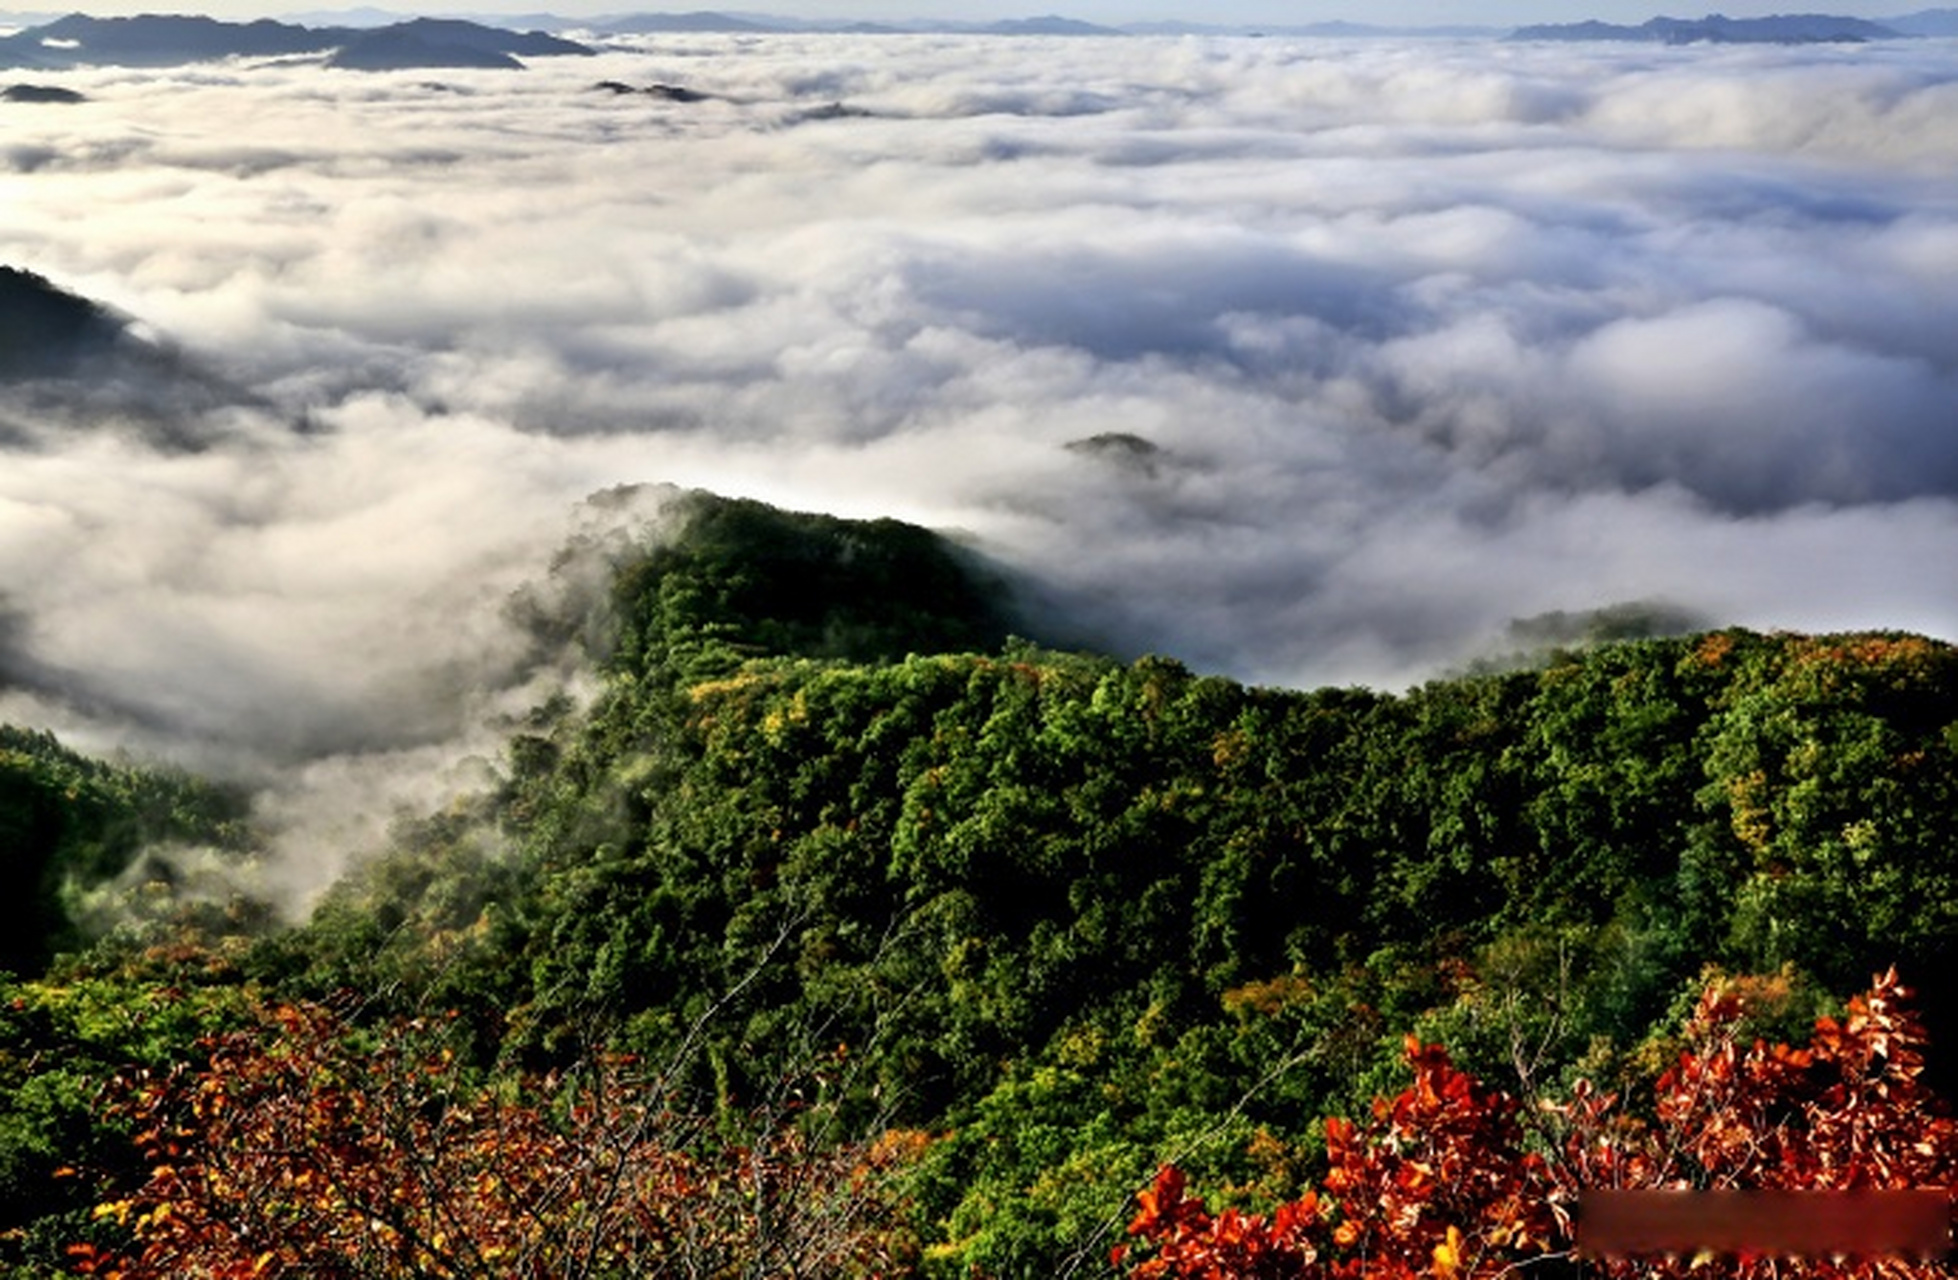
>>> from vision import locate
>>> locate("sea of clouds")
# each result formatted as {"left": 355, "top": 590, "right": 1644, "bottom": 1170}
{"left": 1, "top": 31, "right": 1955, "bottom": 894}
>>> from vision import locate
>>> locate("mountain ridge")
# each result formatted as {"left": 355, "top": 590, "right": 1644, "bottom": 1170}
{"left": 1510, "top": 11, "right": 1909, "bottom": 42}
{"left": 0, "top": 264, "right": 282, "bottom": 449}
{"left": 0, "top": 10, "right": 594, "bottom": 67}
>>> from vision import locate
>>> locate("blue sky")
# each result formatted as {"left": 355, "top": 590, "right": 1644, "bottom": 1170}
{"left": 22, "top": 0, "right": 1929, "bottom": 22}
{"left": 715, "top": 1, "right": 1919, "bottom": 22}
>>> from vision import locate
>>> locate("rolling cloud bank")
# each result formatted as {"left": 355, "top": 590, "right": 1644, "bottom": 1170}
{"left": 2, "top": 31, "right": 1955, "bottom": 894}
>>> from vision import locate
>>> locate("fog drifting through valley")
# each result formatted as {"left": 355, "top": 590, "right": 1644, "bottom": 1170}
{"left": 2, "top": 31, "right": 1955, "bottom": 897}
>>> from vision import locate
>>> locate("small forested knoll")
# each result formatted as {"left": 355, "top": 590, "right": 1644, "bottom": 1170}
{"left": 5, "top": 492, "right": 1958, "bottom": 1276}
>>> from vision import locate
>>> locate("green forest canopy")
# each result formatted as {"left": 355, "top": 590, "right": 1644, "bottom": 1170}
{"left": 5, "top": 490, "right": 1957, "bottom": 1274}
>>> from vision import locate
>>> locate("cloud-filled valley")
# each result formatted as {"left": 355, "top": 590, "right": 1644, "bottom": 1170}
{"left": 2, "top": 31, "right": 1955, "bottom": 890}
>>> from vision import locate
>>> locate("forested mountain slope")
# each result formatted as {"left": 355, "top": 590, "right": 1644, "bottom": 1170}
{"left": 5, "top": 492, "right": 1958, "bottom": 1274}
{"left": 278, "top": 493, "right": 1958, "bottom": 1272}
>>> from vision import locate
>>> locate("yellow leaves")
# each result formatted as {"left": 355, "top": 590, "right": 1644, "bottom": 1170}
{"left": 1726, "top": 769, "right": 1774, "bottom": 854}
{"left": 128, "top": 1202, "right": 172, "bottom": 1234}
{"left": 1219, "top": 972, "right": 1313, "bottom": 1020}
{"left": 686, "top": 672, "right": 764, "bottom": 703}
{"left": 91, "top": 1199, "right": 134, "bottom": 1225}
{"left": 1209, "top": 727, "right": 1251, "bottom": 770}
{"left": 864, "top": 1127, "right": 934, "bottom": 1170}
{"left": 1432, "top": 1224, "right": 1463, "bottom": 1279}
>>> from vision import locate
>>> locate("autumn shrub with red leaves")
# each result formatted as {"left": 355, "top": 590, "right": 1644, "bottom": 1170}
{"left": 67, "top": 1000, "right": 921, "bottom": 1279}
{"left": 1118, "top": 969, "right": 1958, "bottom": 1280}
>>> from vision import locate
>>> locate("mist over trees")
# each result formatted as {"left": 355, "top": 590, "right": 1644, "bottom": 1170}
{"left": 6, "top": 495, "right": 1958, "bottom": 1273}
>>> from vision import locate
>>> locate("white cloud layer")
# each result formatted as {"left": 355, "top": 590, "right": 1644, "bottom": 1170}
{"left": 2, "top": 33, "right": 1955, "bottom": 892}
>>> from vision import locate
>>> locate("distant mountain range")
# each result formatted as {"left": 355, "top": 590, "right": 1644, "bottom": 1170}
{"left": 2, "top": 7, "right": 1955, "bottom": 62}
{"left": 517, "top": 7, "right": 1958, "bottom": 39}
{"left": 471, "top": 7, "right": 1957, "bottom": 40}
{"left": 0, "top": 11, "right": 592, "bottom": 69}
{"left": 473, "top": 11, "right": 1510, "bottom": 37}
{"left": 1509, "top": 12, "right": 1914, "bottom": 42}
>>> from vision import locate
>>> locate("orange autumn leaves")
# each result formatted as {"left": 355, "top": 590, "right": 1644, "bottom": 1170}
{"left": 65, "top": 970, "right": 1958, "bottom": 1278}
{"left": 67, "top": 1002, "right": 918, "bottom": 1279}
{"left": 1118, "top": 970, "right": 1958, "bottom": 1280}
{"left": 1111, "top": 1039, "right": 1556, "bottom": 1280}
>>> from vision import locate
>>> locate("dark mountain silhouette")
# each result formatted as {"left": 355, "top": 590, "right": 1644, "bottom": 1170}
{"left": 1510, "top": 13, "right": 1906, "bottom": 42}
{"left": 1, "top": 81, "right": 81, "bottom": 101}
{"left": 0, "top": 13, "right": 593, "bottom": 69}
{"left": 1065, "top": 431, "right": 1164, "bottom": 477}
{"left": 0, "top": 14, "right": 338, "bottom": 65}
{"left": 329, "top": 32, "right": 518, "bottom": 69}
{"left": 0, "top": 265, "right": 277, "bottom": 450}
{"left": 327, "top": 18, "right": 593, "bottom": 69}
{"left": 1644, "top": 13, "right": 1903, "bottom": 40}
{"left": 592, "top": 78, "right": 711, "bottom": 101}
{"left": 793, "top": 100, "right": 876, "bottom": 121}
{"left": 0, "top": 266, "right": 122, "bottom": 379}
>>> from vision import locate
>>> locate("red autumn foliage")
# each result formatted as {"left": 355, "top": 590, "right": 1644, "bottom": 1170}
{"left": 1118, "top": 969, "right": 1958, "bottom": 1280}
{"left": 67, "top": 1000, "right": 921, "bottom": 1279}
